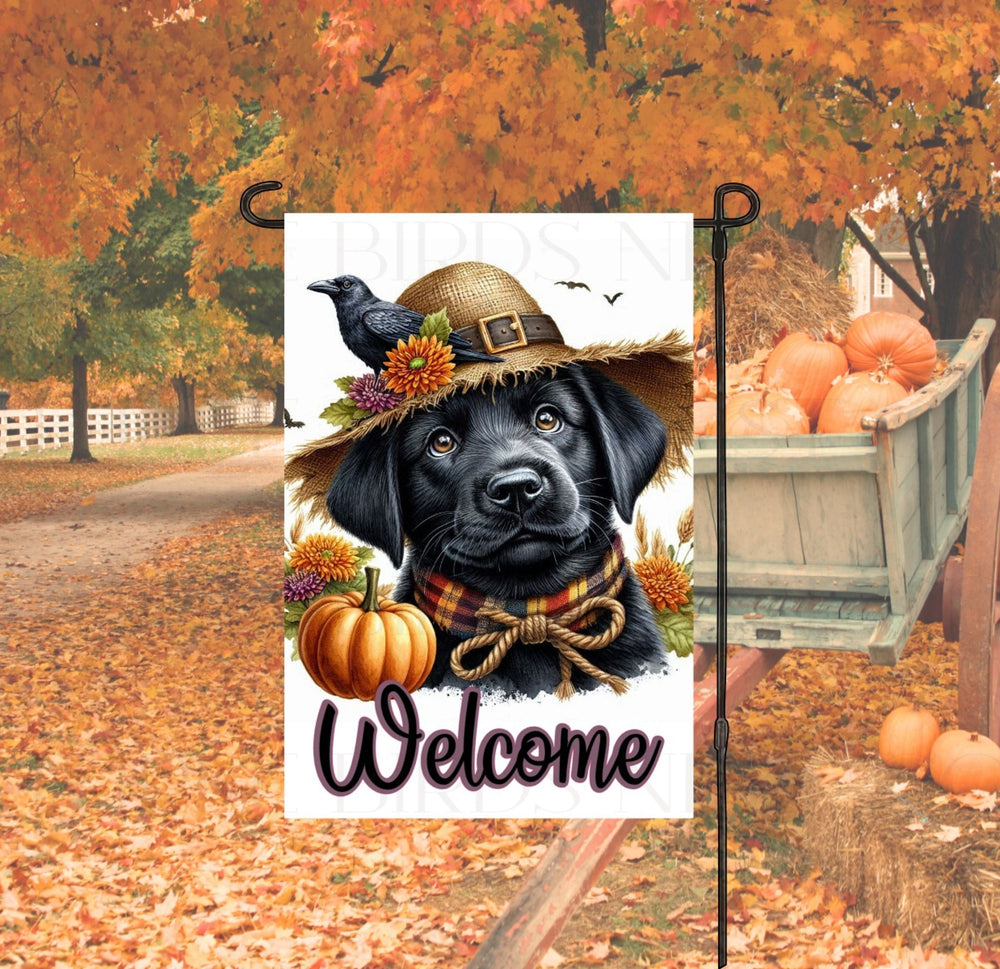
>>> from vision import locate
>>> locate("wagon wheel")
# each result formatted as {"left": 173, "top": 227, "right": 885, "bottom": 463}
{"left": 958, "top": 363, "right": 1000, "bottom": 744}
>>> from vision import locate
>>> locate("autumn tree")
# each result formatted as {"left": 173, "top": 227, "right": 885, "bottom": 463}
{"left": 94, "top": 171, "right": 285, "bottom": 435}
{"left": 0, "top": 5, "right": 294, "bottom": 453}
{"left": 0, "top": 252, "right": 174, "bottom": 460}
{"left": 0, "top": 256, "right": 76, "bottom": 406}
{"left": 216, "top": 263, "right": 285, "bottom": 425}
{"left": 619, "top": 2, "right": 1000, "bottom": 354}
{"left": 184, "top": 1, "right": 1000, "bottom": 371}
{"left": 7, "top": 1, "right": 1000, "bottom": 386}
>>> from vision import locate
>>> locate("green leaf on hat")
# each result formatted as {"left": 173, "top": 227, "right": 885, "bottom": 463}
{"left": 320, "top": 396, "right": 368, "bottom": 429}
{"left": 653, "top": 601, "right": 694, "bottom": 658}
{"left": 334, "top": 375, "right": 358, "bottom": 393}
{"left": 418, "top": 307, "right": 451, "bottom": 343}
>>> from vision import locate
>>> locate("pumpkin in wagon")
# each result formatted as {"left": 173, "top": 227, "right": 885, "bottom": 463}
{"left": 297, "top": 566, "right": 436, "bottom": 700}
{"left": 725, "top": 387, "right": 810, "bottom": 437}
{"left": 843, "top": 311, "right": 938, "bottom": 390}
{"left": 763, "top": 330, "right": 849, "bottom": 425}
{"left": 816, "top": 369, "right": 909, "bottom": 434}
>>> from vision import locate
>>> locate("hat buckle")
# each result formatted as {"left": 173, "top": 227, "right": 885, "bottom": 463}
{"left": 476, "top": 311, "right": 528, "bottom": 354}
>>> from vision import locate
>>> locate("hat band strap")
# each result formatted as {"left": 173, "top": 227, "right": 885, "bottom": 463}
{"left": 455, "top": 313, "right": 562, "bottom": 355}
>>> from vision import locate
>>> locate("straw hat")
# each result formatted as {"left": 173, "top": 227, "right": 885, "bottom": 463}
{"left": 285, "top": 261, "right": 692, "bottom": 517}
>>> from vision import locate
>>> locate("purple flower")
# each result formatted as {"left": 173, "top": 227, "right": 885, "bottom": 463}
{"left": 283, "top": 570, "right": 326, "bottom": 603}
{"left": 347, "top": 373, "right": 404, "bottom": 414}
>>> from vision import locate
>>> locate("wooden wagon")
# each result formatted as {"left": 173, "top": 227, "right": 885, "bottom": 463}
{"left": 693, "top": 318, "right": 994, "bottom": 664}
{"left": 692, "top": 318, "right": 998, "bottom": 742}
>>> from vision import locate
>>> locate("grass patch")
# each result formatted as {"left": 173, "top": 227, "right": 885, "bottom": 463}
{"left": 0, "top": 425, "right": 282, "bottom": 522}
{"left": 2, "top": 425, "right": 280, "bottom": 466}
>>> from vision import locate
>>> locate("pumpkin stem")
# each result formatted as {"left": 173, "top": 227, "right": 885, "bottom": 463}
{"left": 361, "top": 566, "right": 381, "bottom": 612}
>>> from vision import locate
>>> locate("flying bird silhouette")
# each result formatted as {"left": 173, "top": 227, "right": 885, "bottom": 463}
{"left": 283, "top": 408, "right": 305, "bottom": 429}
{"left": 604, "top": 292, "right": 624, "bottom": 306}
{"left": 555, "top": 280, "right": 591, "bottom": 291}
{"left": 308, "top": 275, "right": 501, "bottom": 372}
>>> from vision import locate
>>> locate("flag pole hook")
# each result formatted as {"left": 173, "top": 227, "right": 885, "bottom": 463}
{"left": 239, "top": 181, "right": 285, "bottom": 230}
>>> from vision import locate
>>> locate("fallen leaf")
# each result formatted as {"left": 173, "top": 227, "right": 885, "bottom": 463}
{"left": 585, "top": 939, "right": 612, "bottom": 960}
{"left": 934, "top": 825, "right": 961, "bottom": 843}
{"left": 618, "top": 842, "right": 647, "bottom": 862}
{"left": 950, "top": 790, "right": 997, "bottom": 812}
{"left": 814, "top": 765, "right": 846, "bottom": 785}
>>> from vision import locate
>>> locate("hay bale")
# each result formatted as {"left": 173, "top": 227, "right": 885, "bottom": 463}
{"left": 704, "top": 224, "right": 854, "bottom": 361}
{"left": 800, "top": 750, "right": 1000, "bottom": 948}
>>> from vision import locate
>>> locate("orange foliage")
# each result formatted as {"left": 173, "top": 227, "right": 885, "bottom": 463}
{"left": 4, "top": 0, "right": 998, "bottom": 283}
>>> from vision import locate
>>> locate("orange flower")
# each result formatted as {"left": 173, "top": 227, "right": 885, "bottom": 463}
{"left": 288, "top": 533, "right": 357, "bottom": 583}
{"left": 383, "top": 334, "right": 456, "bottom": 397}
{"left": 634, "top": 555, "right": 692, "bottom": 613}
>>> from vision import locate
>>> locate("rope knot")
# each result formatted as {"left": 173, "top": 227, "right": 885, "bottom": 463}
{"left": 518, "top": 613, "right": 549, "bottom": 644}
{"left": 450, "top": 595, "right": 629, "bottom": 699}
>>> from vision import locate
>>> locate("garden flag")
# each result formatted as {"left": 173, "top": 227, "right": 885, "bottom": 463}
{"left": 282, "top": 214, "right": 694, "bottom": 818}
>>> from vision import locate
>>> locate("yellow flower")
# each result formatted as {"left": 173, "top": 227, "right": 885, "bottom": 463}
{"left": 288, "top": 534, "right": 357, "bottom": 583}
{"left": 383, "top": 334, "right": 456, "bottom": 397}
{"left": 634, "top": 555, "right": 692, "bottom": 613}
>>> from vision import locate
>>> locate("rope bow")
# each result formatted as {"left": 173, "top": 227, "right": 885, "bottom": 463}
{"left": 449, "top": 595, "right": 628, "bottom": 700}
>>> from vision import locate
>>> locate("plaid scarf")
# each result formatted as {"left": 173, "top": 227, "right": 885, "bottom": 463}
{"left": 412, "top": 534, "right": 628, "bottom": 638}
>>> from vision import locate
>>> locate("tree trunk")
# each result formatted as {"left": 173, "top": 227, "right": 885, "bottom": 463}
{"left": 555, "top": 0, "right": 607, "bottom": 66}
{"left": 70, "top": 312, "right": 96, "bottom": 463}
{"left": 170, "top": 374, "right": 202, "bottom": 435}
{"left": 270, "top": 381, "right": 285, "bottom": 427}
{"left": 921, "top": 204, "right": 1000, "bottom": 381}
{"left": 766, "top": 214, "right": 846, "bottom": 277}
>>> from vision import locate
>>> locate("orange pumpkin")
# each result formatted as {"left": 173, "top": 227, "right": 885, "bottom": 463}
{"left": 816, "top": 370, "right": 908, "bottom": 434}
{"left": 725, "top": 387, "right": 810, "bottom": 437}
{"left": 763, "top": 331, "right": 849, "bottom": 425}
{"left": 297, "top": 566, "right": 436, "bottom": 700}
{"left": 929, "top": 729, "right": 1000, "bottom": 794}
{"left": 878, "top": 703, "right": 940, "bottom": 771}
{"left": 844, "top": 311, "right": 938, "bottom": 390}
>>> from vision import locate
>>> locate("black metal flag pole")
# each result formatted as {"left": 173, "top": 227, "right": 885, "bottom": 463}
{"left": 694, "top": 182, "right": 761, "bottom": 967}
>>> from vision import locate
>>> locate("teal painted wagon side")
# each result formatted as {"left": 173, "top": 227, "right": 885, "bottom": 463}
{"left": 693, "top": 318, "right": 996, "bottom": 665}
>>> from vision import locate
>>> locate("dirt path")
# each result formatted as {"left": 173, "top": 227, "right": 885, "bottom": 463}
{"left": 3, "top": 442, "right": 284, "bottom": 617}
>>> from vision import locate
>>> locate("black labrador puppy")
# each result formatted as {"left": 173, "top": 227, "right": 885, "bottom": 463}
{"left": 326, "top": 363, "right": 669, "bottom": 698}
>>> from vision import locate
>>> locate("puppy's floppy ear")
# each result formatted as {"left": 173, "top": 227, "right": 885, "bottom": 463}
{"left": 568, "top": 364, "right": 668, "bottom": 523}
{"left": 326, "top": 428, "right": 405, "bottom": 567}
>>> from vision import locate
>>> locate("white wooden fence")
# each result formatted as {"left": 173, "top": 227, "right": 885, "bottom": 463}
{"left": 0, "top": 399, "right": 275, "bottom": 456}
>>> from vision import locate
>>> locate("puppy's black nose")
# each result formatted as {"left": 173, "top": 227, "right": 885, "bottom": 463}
{"left": 486, "top": 468, "right": 543, "bottom": 512}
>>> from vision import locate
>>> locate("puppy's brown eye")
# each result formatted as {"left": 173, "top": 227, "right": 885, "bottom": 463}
{"left": 428, "top": 430, "right": 456, "bottom": 456}
{"left": 533, "top": 407, "right": 562, "bottom": 432}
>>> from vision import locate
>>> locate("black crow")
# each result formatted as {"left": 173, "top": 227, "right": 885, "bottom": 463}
{"left": 307, "top": 275, "right": 501, "bottom": 372}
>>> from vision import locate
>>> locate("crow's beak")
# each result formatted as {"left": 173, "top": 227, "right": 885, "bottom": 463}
{"left": 307, "top": 279, "right": 339, "bottom": 295}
